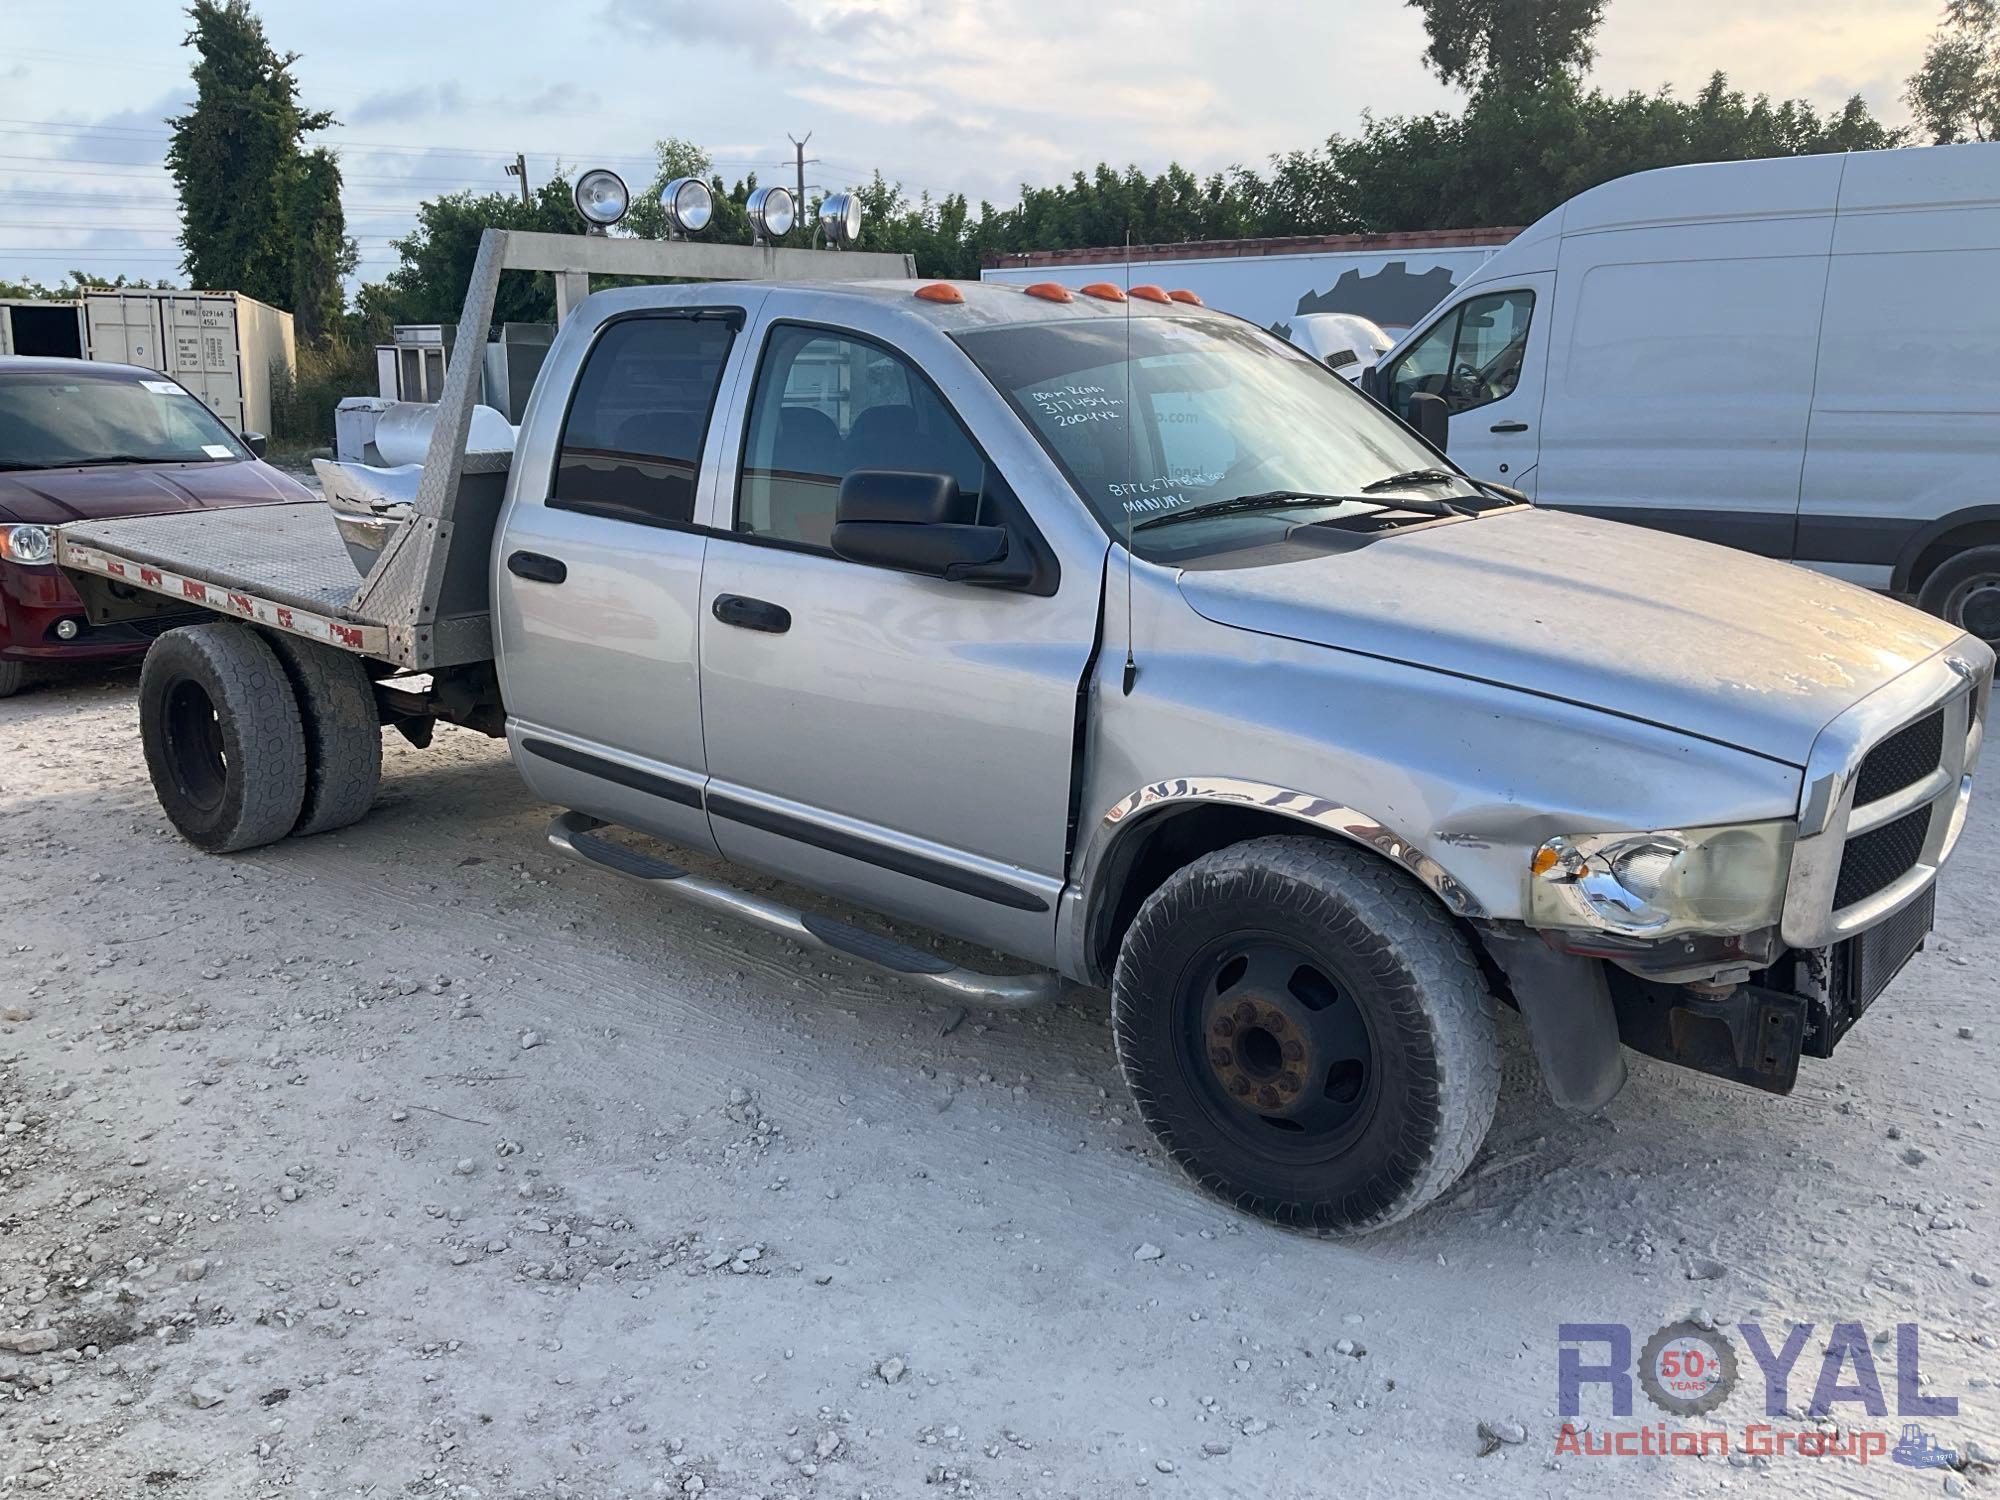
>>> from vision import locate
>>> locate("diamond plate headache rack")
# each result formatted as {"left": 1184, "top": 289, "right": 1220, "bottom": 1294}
{"left": 58, "top": 539, "right": 390, "bottom": 655}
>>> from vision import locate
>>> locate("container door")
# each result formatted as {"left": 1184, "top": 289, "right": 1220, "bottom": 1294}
{"left": 85, "top": 293, "right": 165, "bottom": 371}
{"left": 170, "top": 296, "right": 245, "bottom": 432}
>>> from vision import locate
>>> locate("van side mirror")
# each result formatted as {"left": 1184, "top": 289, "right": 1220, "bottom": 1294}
{"left": 1407, "top": 392, "right": 1449, "bottom": 452}
{"left": 831, "top": 470, "right": 1031, "bottom": 586}
{"left": 1358, "top": 365, "right": 1384, "bottom": 404}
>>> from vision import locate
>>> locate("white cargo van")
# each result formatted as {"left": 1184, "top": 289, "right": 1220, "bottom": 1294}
{"left": 1364, "top": 143, "right": 2000, "bottom": 641}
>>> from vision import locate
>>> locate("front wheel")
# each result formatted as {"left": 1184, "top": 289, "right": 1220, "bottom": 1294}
{"left": 1112, "top": 836, "right": 1500, "bottom": 1234}
{"left": 1917, "top": 544, "right": 2000, "bottom": 647}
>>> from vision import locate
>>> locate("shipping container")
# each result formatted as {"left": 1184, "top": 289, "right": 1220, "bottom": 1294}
{"left": 0, "top": 298, "right": 87, "bottom": 358}
{"left": 82, "top": 289, "right": 296, "bottom": 435}
{"left": 981, "top": 228, "right": 1519, "bottom": 341}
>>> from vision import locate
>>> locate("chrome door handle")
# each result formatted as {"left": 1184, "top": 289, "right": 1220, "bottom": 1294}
{"left": 712, "top": 594, "right": 791, "bottom": 634}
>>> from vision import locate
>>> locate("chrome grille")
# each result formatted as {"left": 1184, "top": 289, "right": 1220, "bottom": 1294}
{"left": 1781, "top": 650, "right": 1990, "bottom": 951}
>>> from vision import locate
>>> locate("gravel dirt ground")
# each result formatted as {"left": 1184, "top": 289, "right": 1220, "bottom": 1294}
{"left": 1, "top": 665, "right": 1995, "bottom": 1499}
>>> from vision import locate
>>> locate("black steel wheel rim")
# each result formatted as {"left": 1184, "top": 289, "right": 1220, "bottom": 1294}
{"left": 1176, "top": 933, "right": 1381, "bottom": 1164}
{"left": 1950, "top": 576, "right": 2000, "bottom": 643}
{"left": 163, "top": 678, "right": 227, "bottom": 813}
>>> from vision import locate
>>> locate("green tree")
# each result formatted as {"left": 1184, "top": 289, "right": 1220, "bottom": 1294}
{"left": 1407, "top": 0, "right": 1607, "bottom": 90}
{"left": 1318, "top": 73, "right": 1900, "bottom": 232}
{"left": 286, "top": 148, "right": 356, "bottom": 341}
{"left": 165, "top": 0, "right": 348, "bottom": 317}
{"left": 366, "top": 174, "right": 583, "bottom": 327}
{"left": 1907, "top": 0, "right": 1999, "bottom": 142}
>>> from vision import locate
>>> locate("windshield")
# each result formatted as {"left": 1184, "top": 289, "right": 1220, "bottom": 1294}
{"left": 0, "top": 370, "right": 250, "bottom": 471}
{"left": 956, "top": 315, "right": 1475, "bottom": 559}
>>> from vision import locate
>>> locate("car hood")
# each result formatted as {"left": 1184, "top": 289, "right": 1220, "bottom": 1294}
{"left": 1175, "top": 506, "right": 1964, "bottom": 764}
{"left": 0, "top": 460, "right": 311, "bottom": 526}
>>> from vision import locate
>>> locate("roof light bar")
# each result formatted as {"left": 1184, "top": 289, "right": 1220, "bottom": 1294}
{"left": 573, "top": 168, "right": 630, "bottom": 232}
{"left": 747, "top": 185, "right": 795, "bottom": 244}
{"left": 659, "top": 176, "right": 714, "bottom": 237}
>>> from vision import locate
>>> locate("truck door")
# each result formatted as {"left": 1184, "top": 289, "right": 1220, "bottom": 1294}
{"left": 1377, "top": 276, "right": 1551, "bottom": 494}
{"left": 694, "top": 316, "right": 1100, "bottom": 965}
{"left": 495, "top": 299, "right": 759, "bottom": 857}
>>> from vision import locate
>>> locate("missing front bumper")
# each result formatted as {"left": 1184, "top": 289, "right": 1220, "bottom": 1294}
{"left": 1607, "top": 884, "right": 1935, "bottom": 1094}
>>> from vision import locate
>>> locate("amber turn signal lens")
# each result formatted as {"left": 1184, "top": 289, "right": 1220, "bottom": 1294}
{"left": 914, "top": 282, "right": 965, "bottom": 303}
{"left": 1024, "top": 282, "right": 1073, "bottom": 302}
{"left": 1129, "top": 285, "right": 1171, "bottom": 303}
{"left": 1167, "top": 289, "right": 1203, "bottom": 305}
{"left": 1078, "top": 282, "right": 1126, "bottom": 302}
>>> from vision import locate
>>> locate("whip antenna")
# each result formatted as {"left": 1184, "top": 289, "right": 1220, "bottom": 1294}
{"left": 1120, "top": 226, "right": 1138, "bottom": 696}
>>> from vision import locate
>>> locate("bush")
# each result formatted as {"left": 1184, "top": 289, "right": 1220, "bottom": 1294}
{"left": 269, "top": 335, "right": 377, "bottom": 450}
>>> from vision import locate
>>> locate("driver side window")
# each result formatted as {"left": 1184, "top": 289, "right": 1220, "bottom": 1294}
{"left": 1387, "top": 290, "right": 1534, "bottom": 418}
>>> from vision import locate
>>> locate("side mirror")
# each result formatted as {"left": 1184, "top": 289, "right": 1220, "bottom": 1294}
{"left": 830, "top": 470, "right": 1030, "bottom": 585}
{"left": 1407, "top": 392, "right": 1449, "bottom": 452}
{"left": 240, "top": 431, "right": 268, "bottom": 459}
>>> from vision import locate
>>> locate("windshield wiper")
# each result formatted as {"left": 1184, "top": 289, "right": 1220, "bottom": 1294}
{"left": 1133, "top": 488, "right": 1474, "bottom": 532}
{"left": 1134, "top": 492, "right": 1362, "bottom": 532}
{"left": 1361, "top": 467, "right": 1462, "bottom": 492}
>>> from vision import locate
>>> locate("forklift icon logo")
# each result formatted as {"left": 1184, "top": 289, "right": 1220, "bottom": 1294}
{"left": 1891, "top": 1424, "right": 1958, "bottom": 1470}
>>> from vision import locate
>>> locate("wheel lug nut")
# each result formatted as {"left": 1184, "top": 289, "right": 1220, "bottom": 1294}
{"left": 1264, "top": 1013, "right": 1287, "bottom": 1033}
{"left": 1213, "top": 1017, "right": 1236, "bottom": 1038}
{"left": 1278, "top": 1071, "right": 1301, "bottom": 1092}
{"left": 1256, "top": 1086, "right": 1280, "bottom": 1107}
{"left": 1282, "top": 1039, "right": 1305, "bottom": 1061}
{"left": 1229, "top": 1077, "right": 1251, "bottom": 1096}
{"left": 1210, "top": 1048, "right": 1233, "bottom": 1068}
{"left": 1233, "top": 1000, "right": 1257, "bottom": 1023}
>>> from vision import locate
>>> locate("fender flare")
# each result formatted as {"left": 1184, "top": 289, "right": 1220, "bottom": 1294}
{"left": 1893, "top": 504, "right": 2000, "bottom": 596}
{"left": 1069, "top": 777, "right": 1487, "bottom": 982}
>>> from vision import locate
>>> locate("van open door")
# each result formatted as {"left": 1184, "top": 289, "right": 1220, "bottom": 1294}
{"left": 1372, "top": 274, "right": 1552, "bottom": 496}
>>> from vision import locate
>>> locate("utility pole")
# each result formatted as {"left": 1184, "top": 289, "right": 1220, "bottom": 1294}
{"left": 788, "top": 131, "right": 816, "bottom": 239}
{"left": 504, "top": 152, "right": 531, "bottom": 205}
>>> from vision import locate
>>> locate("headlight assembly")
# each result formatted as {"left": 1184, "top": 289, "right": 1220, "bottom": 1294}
{"left": 0, "top": 523, "right": 55, "bottom": 565}
{"left": 1527, "top": 822, "right": 1794, "bottom": 938}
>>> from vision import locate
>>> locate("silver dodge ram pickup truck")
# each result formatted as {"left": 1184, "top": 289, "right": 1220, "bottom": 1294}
{"left": 51, "top": 233, "right": 1991, "bottom": 1234}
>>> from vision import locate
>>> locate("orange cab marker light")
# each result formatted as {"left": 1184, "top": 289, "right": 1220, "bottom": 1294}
{"left": 1129, "top": 284, "right": 1171, "bottom": 303}
{"left": 914, "top": 282, "right": 965, "bottom": 304}
{"left": 1167, "top": 289, "right": 1203, "bottom": 305}
{"left": 1079, "top": 282, "right": 1126, "bottom": 302}
{"left": 1024, "top": 281, "right": 1073, "bottom": 303}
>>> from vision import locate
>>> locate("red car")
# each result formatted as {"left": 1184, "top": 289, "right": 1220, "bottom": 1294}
{"left": 0, "top": 357, "right": 314, "bottom": 697}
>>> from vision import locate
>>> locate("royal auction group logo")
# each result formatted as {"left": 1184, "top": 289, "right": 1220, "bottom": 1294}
{"left": 1556, "top": 1321, "right": 1964, "bottom": 1468}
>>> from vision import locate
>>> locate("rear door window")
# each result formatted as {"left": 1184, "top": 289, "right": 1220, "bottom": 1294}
{"left": 553, "top": 314, "right": 738, "bottom": 527}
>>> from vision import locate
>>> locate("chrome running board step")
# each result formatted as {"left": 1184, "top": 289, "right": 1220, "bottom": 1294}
{"left": 547, "top": 810, "right": 1060, "bottom": 1009}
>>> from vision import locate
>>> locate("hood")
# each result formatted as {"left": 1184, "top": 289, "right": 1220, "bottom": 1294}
{"left": 0, "top": 460, "right": 312, "bottom": 526}
{"left": 1176, "top": 507, "right": 1964, "bottom": 764}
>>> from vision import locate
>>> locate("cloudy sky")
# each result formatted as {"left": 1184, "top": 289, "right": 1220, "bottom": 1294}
{"left": 0, "top": 0, "right": 1946, "bottom": 293}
